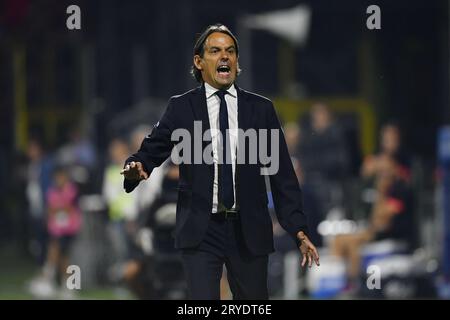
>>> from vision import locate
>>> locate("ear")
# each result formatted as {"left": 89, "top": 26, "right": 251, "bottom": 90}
{"left": 193, "top": 55, "right": 203, "bottom": 71}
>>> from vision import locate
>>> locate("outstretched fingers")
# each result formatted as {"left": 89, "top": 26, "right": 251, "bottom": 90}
{"left": 301, "top": 254, "right": 307, "bottom": 268}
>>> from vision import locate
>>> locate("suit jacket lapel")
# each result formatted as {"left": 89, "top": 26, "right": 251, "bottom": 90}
{"left": 236, "top": 84, "right": 251, "bottom": 131}
{"left": 189, "top": 83, "right": 214, "bottom": 190}
{"left": 189, "top": 83, "right": 211, "bottom": 132}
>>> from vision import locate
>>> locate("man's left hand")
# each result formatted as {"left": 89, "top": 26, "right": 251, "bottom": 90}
{"left": 297, "top": 231, "right": 320, "bottom": 268}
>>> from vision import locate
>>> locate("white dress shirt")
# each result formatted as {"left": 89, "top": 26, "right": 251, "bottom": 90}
{"left": 204, "top": 82, "right": 238, "bottom": 213}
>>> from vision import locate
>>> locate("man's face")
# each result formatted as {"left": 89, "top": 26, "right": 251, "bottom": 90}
{"left": 194, "top": 32, "right": 238, "bottom": 90}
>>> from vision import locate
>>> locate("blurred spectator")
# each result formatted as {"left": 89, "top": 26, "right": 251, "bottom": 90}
{"left": 298, "top": 102, "right": 351, "bottom": 220}
{"left": 39, "top": 166, "right": 81, "bottom": 298}
{"left": 102, "top": 137, "right": 139, "bottom": 291}
{"left": 331, "top": 155, "right": 414, "bottom": 290}
{"left": 103, "top": 138, "right": 136, "bottom": 223}
{"left": 300, "top": 103, "right": 351, "bottom": 180}
{"left": 25, "top": 138, "right": 54, "bottom": 265}
{"left": 284, "top": 122, "right": 302, "bottom": 158}
{"left": 56, "top": 125, "right": 97, "bottom": 190}
{"left": 361, "top": 122, "right": 411, "bottom": 183}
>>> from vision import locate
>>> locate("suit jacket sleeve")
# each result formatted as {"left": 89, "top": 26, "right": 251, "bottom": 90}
{"left": 266, "top": 101, "right": 309, "bottom": 246}
{"left": 124, "top": 98, "right": 176, "bottom": 193}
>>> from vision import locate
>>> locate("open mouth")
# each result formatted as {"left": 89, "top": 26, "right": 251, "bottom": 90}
{"left": 217, "top": 65, "right": 231, "bottom": 76}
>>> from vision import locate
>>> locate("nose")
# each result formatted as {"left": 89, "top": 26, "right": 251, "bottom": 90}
{"left": 220, "top": 50, "right": 229, "bottom": 60}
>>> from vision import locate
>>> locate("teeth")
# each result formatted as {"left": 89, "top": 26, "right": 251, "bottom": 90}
{"left": 218, "top": 66, "right": 230, "bottom": 72}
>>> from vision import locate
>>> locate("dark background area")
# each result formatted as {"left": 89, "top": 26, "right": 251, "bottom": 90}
{"left": 0, "top": 0, "right": 447, "bottom": 158}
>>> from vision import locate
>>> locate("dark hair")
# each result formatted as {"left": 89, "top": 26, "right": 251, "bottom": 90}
{"left": 190, "top": 23, "right": 240, "bottom": 83}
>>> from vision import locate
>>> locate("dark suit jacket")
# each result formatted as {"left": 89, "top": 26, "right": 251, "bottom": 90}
{"left": 124, "top": 84, "right": 308, "bottom": 255}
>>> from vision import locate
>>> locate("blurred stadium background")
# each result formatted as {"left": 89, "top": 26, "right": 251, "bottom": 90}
{"left": 0, "top": 0, "right": 450, "bottom": 299}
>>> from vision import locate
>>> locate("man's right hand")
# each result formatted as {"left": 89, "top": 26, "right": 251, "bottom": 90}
{"left": 120, "top": 161, "right": 149, "bottom": 181}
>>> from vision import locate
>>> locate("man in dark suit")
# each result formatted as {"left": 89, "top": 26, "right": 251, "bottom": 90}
{"left": 121, "top": 24, "right": 319, "bottom": 299}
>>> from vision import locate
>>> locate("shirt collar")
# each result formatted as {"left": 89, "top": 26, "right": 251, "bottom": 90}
{"left": 204, "top": 82, "right": 237, "bottom": 99}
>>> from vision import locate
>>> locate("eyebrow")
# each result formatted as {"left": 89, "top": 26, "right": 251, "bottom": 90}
{"left": 208, "top": 45, "right": 236, "bottom": 51}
